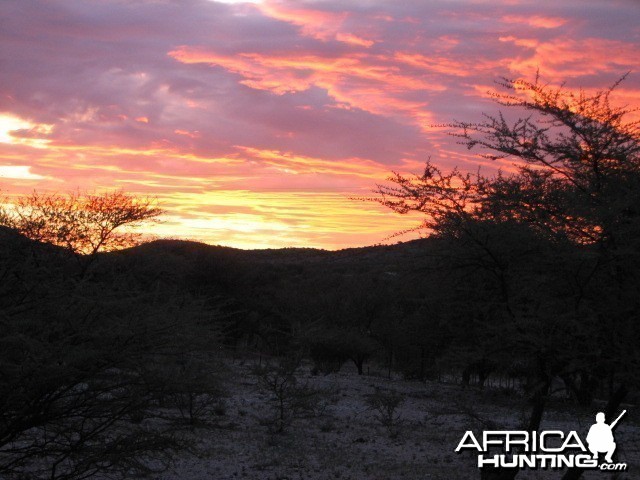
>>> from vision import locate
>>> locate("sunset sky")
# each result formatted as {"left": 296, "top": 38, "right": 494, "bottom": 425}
{"left": 1, "top": 0, "right": 639, "bottom": 249}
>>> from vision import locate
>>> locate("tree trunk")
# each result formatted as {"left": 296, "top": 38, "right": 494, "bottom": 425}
{"left": 480, "top": 374, "right": 550, "bottom": 480}
{"left": 353, "top": 356, "right": 364, "bottom": 375}
{"left": 462, "top": 367, "right": 471, "bottom": 387}
{"left": 478, "top": 369, "right": 488, "bottom": 389}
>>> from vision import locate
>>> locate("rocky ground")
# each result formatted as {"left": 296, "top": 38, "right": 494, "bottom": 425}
{"left": 158, "top": 360, "right": 639, "bottom": 480}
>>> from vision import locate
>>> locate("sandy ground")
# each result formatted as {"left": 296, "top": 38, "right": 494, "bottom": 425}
{"left": 157, "top": 360, "right": 639, "bottom": 480}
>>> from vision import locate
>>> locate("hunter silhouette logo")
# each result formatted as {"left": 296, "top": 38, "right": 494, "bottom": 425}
{"left": 586, "top": 410, "right": 625, "bottom": 463}
{"left": 455, "top": 411, "right": 628, "bottom": 472}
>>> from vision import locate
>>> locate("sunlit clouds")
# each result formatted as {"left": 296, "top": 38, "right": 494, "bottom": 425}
{"left": 1, "top": 0, "right": 639, "bottom": 249}
{"left": 0, "top": 114, "right": 53, "bottom": 148}
{"left": 0, "top": 165, "right": 46, "bottom": 181}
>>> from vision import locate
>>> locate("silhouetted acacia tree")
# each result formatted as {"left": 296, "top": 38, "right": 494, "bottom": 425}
{"left": 253, "top": 353, "right": 325, "bottom": 433}
{"left": 0, "top": 190, "right": 162, "bottom": 255}
{"left": 374, "top": 75, "right": 640, "bottom": 480}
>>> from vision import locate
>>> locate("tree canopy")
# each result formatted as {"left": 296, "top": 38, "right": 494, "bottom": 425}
{"left": 0, "top": 190, "right": 162, "bottom": 255}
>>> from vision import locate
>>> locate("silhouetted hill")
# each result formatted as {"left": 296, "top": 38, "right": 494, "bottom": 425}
{"left": 116, "top": 236, "right": 433, "bottom": 268}
{"left": 0, "top": 225, "right": 78, "bottom": 273}
{"left": 0, "top": 225, "right": 61, "bottom": 252}
{"left": 95, "top": 237, "right": 435, "bottom": 297}
{"left": 0, "top": 226, "right": 434, "bottom": 288}
{"left": 0, "top": 229, "right": 436, "bottom": 353}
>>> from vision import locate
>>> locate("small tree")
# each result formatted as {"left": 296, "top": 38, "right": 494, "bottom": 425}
{"left": 366, "top": 388, "right": 405, "bottom": 438}
{"left": 1, "top": 190, "right": 162, "bottom": 255}
{"left": 160, "top": 353, "right": 224, "bottom": 426}
{"left": 254, "top": 355, "right": 324, "bottom": 433}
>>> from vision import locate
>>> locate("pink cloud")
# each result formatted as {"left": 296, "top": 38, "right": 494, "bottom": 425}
{"left": 256, "top": 1, "right": 348, "bottom": 41}
{"left": 0, "top": 0, "right": 639, "bottom": 249}
{"left": 502, "top": 14, "right": 568, "bottom": 29}
{"left": 336, "top": 33, "right": 375, "bottom": 48}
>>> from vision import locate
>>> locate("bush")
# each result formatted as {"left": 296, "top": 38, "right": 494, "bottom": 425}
{"left": 366, "top": 388, "right": 405, "bottom": 438}
{"left": 254, "top": 355, "right": 325, "bottom": 433}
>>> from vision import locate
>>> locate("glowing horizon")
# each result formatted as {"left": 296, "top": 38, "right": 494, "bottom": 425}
{"left": 1, "top": 0, "right": 639, "bottom": 250}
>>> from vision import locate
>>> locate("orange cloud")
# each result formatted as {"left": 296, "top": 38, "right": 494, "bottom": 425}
{"left": 0, "top": 135, "right": 423, "bottom": 249}
{"left": 236, "top": 146, "right": 389, "bottom": 179}
{"left": 148, "top": 188, "right": 421, "bottom": 250}
{"left": 507, "top": 37, "right": 640, "bottom": 80}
